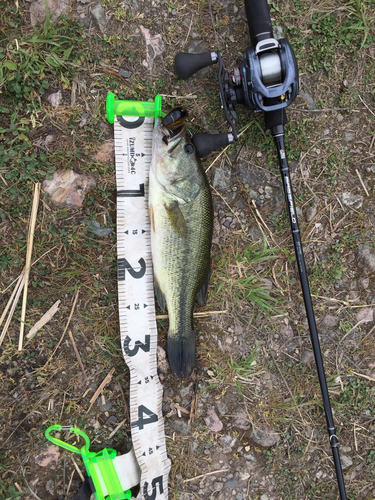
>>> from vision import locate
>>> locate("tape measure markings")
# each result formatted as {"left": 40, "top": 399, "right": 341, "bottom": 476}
{"left": 114, "top": 115, "right": 170, "bottom": 499}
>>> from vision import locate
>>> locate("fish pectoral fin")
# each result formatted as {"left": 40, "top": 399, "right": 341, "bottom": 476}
{"left": 164, "top": 201, "right": 187, "bottom": 238}
{"left": 154, "top": 277, "right": 166, "bottom": 311}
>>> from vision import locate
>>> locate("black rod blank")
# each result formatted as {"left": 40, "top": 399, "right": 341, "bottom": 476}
{"left": 271, "top": 123, "right": 347, "bottom": 500}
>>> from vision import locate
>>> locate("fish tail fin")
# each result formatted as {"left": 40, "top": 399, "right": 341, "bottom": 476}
{"left": 168, "top": 331, "right": 196, "bottom": 377}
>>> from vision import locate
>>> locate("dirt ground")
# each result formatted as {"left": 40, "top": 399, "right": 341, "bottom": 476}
{"left": 1, "top": 0, "right": 375, "bottom": 499}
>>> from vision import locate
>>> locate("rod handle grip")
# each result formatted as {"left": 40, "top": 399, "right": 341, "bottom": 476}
{"left": 175, "top": 52, "right": 217, "bottom": 80}
{"left": 244, "top": 0, "right": 273, "bottom": 45}
{"left": 192, "top": 133, "right": 233, "bottom": 158}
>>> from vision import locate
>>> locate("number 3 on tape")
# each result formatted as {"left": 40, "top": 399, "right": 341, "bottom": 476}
{"left": 114, "top": 115, "right": 170, "bottom": 499}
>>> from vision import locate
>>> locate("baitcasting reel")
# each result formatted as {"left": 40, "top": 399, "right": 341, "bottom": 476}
{"left": 174, "top": 10, "right": 299, "bottom": 157}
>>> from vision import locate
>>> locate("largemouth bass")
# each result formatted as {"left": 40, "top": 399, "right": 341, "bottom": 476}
{"left": 149, "top": 109, "right": 213, "bottom": 377}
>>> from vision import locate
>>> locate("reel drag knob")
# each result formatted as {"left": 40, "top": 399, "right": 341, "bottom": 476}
{"left": 175, "top": 51, "right": 218, "bottom": 80}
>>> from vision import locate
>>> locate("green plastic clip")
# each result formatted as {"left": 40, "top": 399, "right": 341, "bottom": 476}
{"left": 106, "top": 92, "right": 163, "bottom": 124}
{"left": 45, "top": 425, "right": 131, "bottom": 500}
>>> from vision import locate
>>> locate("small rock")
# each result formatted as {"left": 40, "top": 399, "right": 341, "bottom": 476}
{"left": 337, "top": 114, "right": 344, "bottom": 123}
{"left": 43, "top": 169, "right": 96, "bottom": 208}
{"left": 283, "top": 324, "right": 294, "bottom": 339}
{"left": 204, "top": 407, "right": 223, "bottom": 433}
{"left": 216, "top": 401, "right": 228, "bottom": 416}
{"left": 35, "top": 444, "right": 60, "bottom": 467}
{"left": 345, "top": 131, "right": 355, "bottom": 142}
{"left": 251, "top": 424, "right": 280, "bottom": 447}
{"left": 119, "top": 68, "right": 132, "bottom": 78}
{"left": 106, "top": 415, "right": 118, "bottom": 425}
{"left": 340, "top": 455, "right": 353, "bottom": 470}
{"left": 342, "top": 192, "right": 364, "bottom": 210}
{"left": 231, "top": 407, "right": 250, "bottom": 430}
{"left": 323, "top": 315, "right": 339, "bottom": 328}
{"left": 296, "top": 206, "right": 303, "bottom": 219}
{"left": 212, "top": 166, "right": 232, "bottom": 190}
{"left": 244, "top": 452, "right": 256, "bottom": 461}
{"left": 301, "top": 350, "right": 314, "bottom": 365}
{"left": 97, "top": 396, "right": 112, "bottom": 411}
{"left": 305, "top": 205, "right": 317, "bottom": 222}
{"left": 273, "top": 25, "right": 283, "bottom": 40}
{"left": 358, "top": 245, "right": 375, "bottom": 272}
{"left": 46, "top": 480, "right": 55, "bottom": 495}
{"left": 94, "top": 140, "right": 115, "bottom": 163}
{"left": 157, "top": 346, "right": 169, "bottom": 373}
{"left": 356, "top": 308, "right": 373, "bottom": 324}
{"left": 219, "top": 435, "right": 237, "bottom": 453}
{"left": 224, "top": 478, "right": 239, "bottom": 488}
{"left": 84, "top": 219, "right": 113, "bottom": 237}
{"left": 362, "top": 278, "right": 370, "bottom": 289}
{"left": 260, "top": 495, "right": 269, "bottom": 500}
{"left": 91, "top": 2, "right": 106, "bottom": 32}
{"left": 236, "top": 162, "right": 265, "bottom": 186}
{"left": 140, "top": 26, "right": 165, "bottom": 72}
{"left": 30, "top": 0, "right": 69, "bottom": 26}
{"left": 299, "top": 90, "right": 317, "bottom": 110}
{"left": 47, "top": 90, "right": 62, "bottom": 107}
{"left": 169, "top": 419, "right": 191, "bottom": 436}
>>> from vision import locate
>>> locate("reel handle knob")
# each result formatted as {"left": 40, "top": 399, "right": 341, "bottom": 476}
{"left": 175, "top": 52, "right": 217, "bottom": 80}
{"left": 192, "top": 133, "right": 234, "bottom": 158}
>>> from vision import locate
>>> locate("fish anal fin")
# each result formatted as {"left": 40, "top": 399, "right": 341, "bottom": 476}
{"left": 164, "top": 201, "right": 187, "bottom": 238}
{"left": 196, "top": 261, "right": 211, "bottom": 306}
{"left": 154, "top": 277, "right": 166, "bottom": 311}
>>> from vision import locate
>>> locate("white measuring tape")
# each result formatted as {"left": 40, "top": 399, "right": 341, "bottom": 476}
{"left": 113, "top": 114, "right": 171, "bottom": 500}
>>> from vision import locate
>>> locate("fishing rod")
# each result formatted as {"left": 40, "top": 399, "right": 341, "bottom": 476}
{"left": 174, "top": 0, "right": 348, "bottom": 498}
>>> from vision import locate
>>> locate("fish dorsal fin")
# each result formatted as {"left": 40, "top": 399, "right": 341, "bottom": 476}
{"left": 164, "top": 201, "right": 187, "bottom": 238}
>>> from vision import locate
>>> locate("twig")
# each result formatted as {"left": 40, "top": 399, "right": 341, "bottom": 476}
{"left": 19, "top": 183, "right": 41, "bottom": 351}
{"left": 210, "top": 183, "right": 246, "bottom": 232}
{"left": 355, "top": 169, "right": 370, "bottom": 196}
{"left": 352, "top": 371, "right": 375, "bottom": 383}
{"left": 102, "top": 68, "right": 129, "bottom": 84}
{"left": 156, "top": 309, "right": 227, "bottom": 320}
{"left": 0, "top": 272, "right": 26, "bottom": 346}
{"left": 188, "top": 381, "right": 198, "bottom": 426}
{"left": 87, "top": 367, "right": 115, "bottom": 413}
{"left": 19, "top": 463, "right": 43, "bottom": 500}
{"left": 26, "top": 300, "right": 61, "bottom": 340}
{"left": 1, "top": 246, "right": 57, "bottom": 295}
{"left": 66, "top": 470, "right": 75, "bottom": 497}
{"left": 72, "top": 456, "right": 85, "bottom": 482}
{"left": 159, "top": 94, "right": 197, "bottom": 99}
{"left": 184, "top": 15, "right": 194, "bottom": 46}
{"left": 108, "top": 418, "right": 127, "bottom": 439}
{"left": 183, "top": 468, "right": 229, "bottom": 483}
{"left": 43, "top": 290, "right": 80, "bottom": 368}
{"left": 251, "top": 199, "right": 279, "bottom": 248}
{"left": 358, "top": 94, "right": 375, "bottom": 118}
{"left": 68, "top": 330, "right": 88, "bottom": 383}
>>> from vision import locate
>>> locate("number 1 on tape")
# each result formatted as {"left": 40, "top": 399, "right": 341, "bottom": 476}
{"left": 114, "top": 114, "right": 170, "bottom": 500}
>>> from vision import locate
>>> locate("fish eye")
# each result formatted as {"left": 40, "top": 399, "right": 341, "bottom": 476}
{"left": 185, "top": 144, "right": 194, "bottom": 154}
